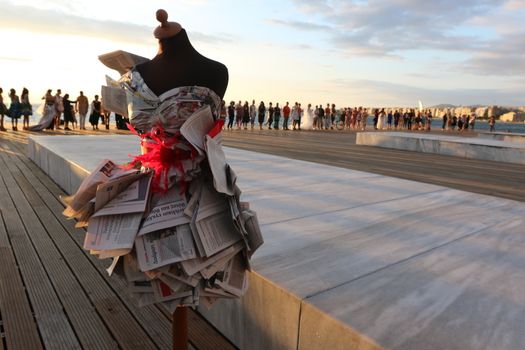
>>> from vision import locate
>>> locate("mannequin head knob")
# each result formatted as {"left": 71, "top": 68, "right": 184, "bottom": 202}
{"left": 153, "top": 9, "right": 182, "bottom": 39}
{"left": 156, "top": 9, "right": 168, "bottom": 27}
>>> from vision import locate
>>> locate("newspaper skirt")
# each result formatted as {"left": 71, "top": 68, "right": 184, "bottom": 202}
{"left": 62, "top": 106, "right": 263, "bottom": 311}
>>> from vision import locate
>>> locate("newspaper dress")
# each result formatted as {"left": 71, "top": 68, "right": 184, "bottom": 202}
{"left": 63, "top": 59, "right": 263, "bottom": 311}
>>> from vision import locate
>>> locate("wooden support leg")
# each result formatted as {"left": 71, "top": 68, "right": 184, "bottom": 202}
{"left": 173, "top": 306, "right": 188, "bottom": 350}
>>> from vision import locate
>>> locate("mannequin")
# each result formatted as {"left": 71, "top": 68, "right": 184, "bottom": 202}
{"left": 136, "top": 9, "right": 229, "bottom": 99}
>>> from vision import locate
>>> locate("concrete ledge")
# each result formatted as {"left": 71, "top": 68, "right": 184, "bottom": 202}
{"left": 477, "top": 131, "right": 525, "bottom": 144}
{"left": 356, "top": 132, "right": 525, "bottom": 164}
{"left": 28, "top": 135, "right": 525, "bottom": 350}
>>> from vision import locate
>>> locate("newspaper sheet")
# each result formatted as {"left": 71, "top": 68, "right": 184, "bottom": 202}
{"left": 242, "top": 209, "right": 264, "bottom": 257}
{"left": 62, "top": 159, "right": 125, "bottom": 217}
{"left": 195, "top": 182, "right": 241, "bottom": 257}
{"left": 138, "top": 187, "right": 189, "bottom": 236}
{"left": 129, "top": 280, "right": 153, "bottom": 294}
{"left": 106, "top": 256, "right": 121, "bottom": 276}
{"left": 135, "top": 224, "right": 197, "bottom": 272}
{"left": 199, "top": 243, "right": 243, "bottom": 279}
{"left": 93, "top": 175, "right": 152, "bottom": 217}
{"left": 215, "top": 253, "right": 248, "bottom": 297}
{"left": 152, "top": 280, "right": 192, "bottom": 303}
{"left": 205, "top": 135, "right": 235, "bottom": 196}
{"left": 138, "top": 293, "right": 156, "bottom": 307}
{"left": 180, "top": 106, "right": 214, "bottom": 155}
{"left": 94, "top": 171, "right": 143, "bottom": 212}
{"left": 98, "top": 50, "right": 149, "bottom": 75}
{"left": 189, "top": 203, "right": 206, "bottom": 257}
{"left": 124, "top": 254, "right": 148, "bottom": 283}
{"left": 84, "top": 212, "right": 143, "bottom": 252}
{"left": 162, "top": 265, "right": 201, "bottom": 287}
{"left": 101, "top": 85, "right": 129, "bottom": 117}
{"left": 180, "top": 241, "right": 244, "bottom": 277}
{"left": 75, "top": 200, "right": 95, "bottom": 228}
{"left": 105, "top": 75, "right": 120, "bottom": 88}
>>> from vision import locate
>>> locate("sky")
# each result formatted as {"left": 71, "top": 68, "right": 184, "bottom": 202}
{"left": 0, "top": 0, "right": 524, "bottom": 107}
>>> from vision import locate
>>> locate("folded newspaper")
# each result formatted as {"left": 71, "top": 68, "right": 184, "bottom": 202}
{"left": 62, "top": 50, "right": 263, "bottom": 311}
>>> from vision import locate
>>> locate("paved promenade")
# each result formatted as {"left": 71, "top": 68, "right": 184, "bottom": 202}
{"left": 222, "top": 129, "right": 525, "bottom": 202}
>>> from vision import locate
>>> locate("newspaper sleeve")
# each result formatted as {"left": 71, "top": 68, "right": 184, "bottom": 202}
{"left": 93, "top": 175, "right": 152, "bottom": 217}
{"left": 137, "top": 187, "right": 190, "bottom": 236}
{"left": 135, "top": 224, "right": 197, "bottom": 272}
{"left": 62, "top": 159, "right": 122, "bottom": 217}
{"left": 98, "top": 50, "right": 150, "bottom": 75}
{"left": 205, "top": 134, "right": 235, "bottom": 196}
{"left": 180, "top": 106, "right": 214, "bottom": 155}
{"left": 214, "top": 253, "right": 248, "bottom": 297}
{"left": 101, "top": 85, "right": 129, "bottom": 118}
{"left": 84, "top": 212, "right": 143, "bottom": 252}
{"left": 195, "top": 182, "right": 241, "bottom": 257}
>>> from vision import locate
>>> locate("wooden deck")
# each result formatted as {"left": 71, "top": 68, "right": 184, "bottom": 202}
{"left": 1, "top": 125, "right": 523, "bottom": 350}
{"left": 0, "top": 130, "right": 237, "bottom": 350}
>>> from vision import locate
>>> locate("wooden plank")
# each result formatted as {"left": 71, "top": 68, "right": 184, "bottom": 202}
{"left": 8, "top": 138, "right": 175, "bottom": 346}
{"left": 0, "top": 146, "right": 81, "bottom": 350}
{"left": 9, "top": 135, "right": 239, "bottom": 350}
{"left": 0, "top": 147, "right": 119, "bottom": 349}
{"left": 0, "top": 140, "right": 161, "bottom": 350}
{"left": 0, "top": 215, "right": 43, "bottom": 350}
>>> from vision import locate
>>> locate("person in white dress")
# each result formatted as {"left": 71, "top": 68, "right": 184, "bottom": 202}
{"left": 377, "top": 108, "right": 386, "bottom": 130}
{"left": 302, "top": 103, "right": 314, "bottom": 130}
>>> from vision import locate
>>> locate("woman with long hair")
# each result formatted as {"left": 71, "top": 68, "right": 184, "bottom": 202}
{"left": 20, "top": 88, "right": 32, "bottom": 130}
{"left": 8, "top": 88, "right": 21, "bottom": 131}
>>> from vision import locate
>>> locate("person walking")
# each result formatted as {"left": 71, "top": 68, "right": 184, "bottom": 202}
{"left": 8, "top": 88, "right": 21, "bottom": 131}
{"left": 257, "top": 101, "right": 266, "bottom": 130}
{"left": 75, "top": 91, "right": 89, "bottom": 130}
{"left": 20, "top": 88, "right": 32, "bottom": 130}
{"left": 0, "top": 88, "right": 7, "bottom": 131}
{"left": 89, "top": 95, "right": 101, "bottom": 130}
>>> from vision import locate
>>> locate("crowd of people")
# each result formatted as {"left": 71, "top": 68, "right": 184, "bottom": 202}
{"left": 0, "top": 87, "right": 130, "bottom": 132}
{"left": 0, "top": 89, "right": 492, "bottom": 133}
{"left": 221, "top": 101, "right": 483, "bottom": 132}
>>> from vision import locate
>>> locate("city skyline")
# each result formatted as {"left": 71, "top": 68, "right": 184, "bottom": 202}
{"left": 0, "top": 0, "right": 524, "bottom": 107}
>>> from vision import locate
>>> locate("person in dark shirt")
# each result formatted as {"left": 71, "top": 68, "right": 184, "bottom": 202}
{"left": 227, "top": 101, "right": 235, "bottom": 130}
{"left": 273, "top": 103, "right": 281, "bottom": 130}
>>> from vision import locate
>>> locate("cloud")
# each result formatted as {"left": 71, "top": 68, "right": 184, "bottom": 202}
{"left": 0, "top": 56, "right": 32, "bottom": 62}
{"left": 332, "top": 78, "right": 524, "bottom": 106}
{"left": 0, "top": 2, "right": 225, "bottom": 46}
{"left": 281, "top": 0, "right": 525, "bottom": 75}
{"left": 266, "top": 18, "right": 332, "bottom": 32}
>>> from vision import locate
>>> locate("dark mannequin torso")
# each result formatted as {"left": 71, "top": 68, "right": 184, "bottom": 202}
{"left": 136, "top": 29, "right": 228, "bottom": 98}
